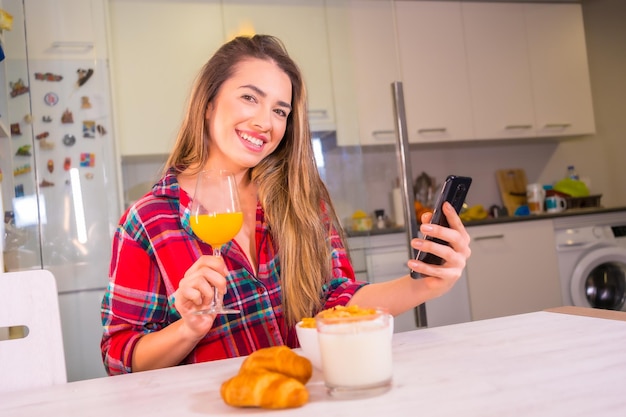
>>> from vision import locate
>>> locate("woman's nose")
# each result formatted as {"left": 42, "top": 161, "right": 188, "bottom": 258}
{"left": 252, "top": 107, "right": 272, "bottom": 131}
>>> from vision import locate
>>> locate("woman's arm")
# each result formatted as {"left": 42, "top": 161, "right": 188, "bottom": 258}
{"left": 132, "top": 255, "right": 229, "bottom": 372}
{"left": 348, "top": 202, "right": 471, "bottom": 315}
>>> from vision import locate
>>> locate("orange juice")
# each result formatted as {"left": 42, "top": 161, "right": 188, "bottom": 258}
{"left": 190, "top": 212, "right": 243, "bottom": 247}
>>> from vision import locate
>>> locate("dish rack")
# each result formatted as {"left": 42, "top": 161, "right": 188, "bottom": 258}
{"left": 565, "top": 194, "right": 602, "bottom": 209}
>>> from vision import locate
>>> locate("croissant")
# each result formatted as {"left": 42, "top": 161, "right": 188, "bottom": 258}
{"left": 221, "top": 370, "right": 309, "bottom": 409}
{"left": 239, "top": 346, "right": 313, "bottom": 384}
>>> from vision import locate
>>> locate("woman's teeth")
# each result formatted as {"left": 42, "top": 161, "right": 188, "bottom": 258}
{"left": 240, "top": 132, "right": 263, "bottom": 147}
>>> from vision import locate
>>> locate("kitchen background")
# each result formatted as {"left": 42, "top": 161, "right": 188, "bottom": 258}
{"left": 116, "top": 0, "right": 626, "bottom": 220}
{"left": 0, "top": 0, "right": 625, "bottom": 383}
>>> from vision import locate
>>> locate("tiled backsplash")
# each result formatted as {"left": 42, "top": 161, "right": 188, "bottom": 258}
{"left": 121, "top": 137, "right": 574, "bottom": 226}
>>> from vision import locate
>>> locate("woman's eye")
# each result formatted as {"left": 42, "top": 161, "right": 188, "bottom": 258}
{"left": 274, "top": 108, "right": 288, "bottom": 118}
{"left": 242, "top": 94, "right": 257, "bottom": 103}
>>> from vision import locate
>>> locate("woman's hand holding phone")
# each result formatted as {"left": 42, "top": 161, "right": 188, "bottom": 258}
{"left": 410, "top": 175, "right": 472, "bottom": 280}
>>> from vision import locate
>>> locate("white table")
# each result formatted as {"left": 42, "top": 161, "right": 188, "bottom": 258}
{"left": 2, "top": 308, "right": 626, "bottom": 416}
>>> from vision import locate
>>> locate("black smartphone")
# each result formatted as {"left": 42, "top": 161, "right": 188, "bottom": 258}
{"left": 411, "top": 175, "right": 472, "bottom": 278}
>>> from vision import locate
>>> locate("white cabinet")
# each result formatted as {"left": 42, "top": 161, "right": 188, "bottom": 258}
{"left": 350, "top": 0, "right": 594, "bottom": 145}
{"left": 462, "top": 1, "right": 595, "bottom": 140}
{"left": 462, "top": 2, "right": 535, "bottom": 140}
{"left": 348, "top": 234, "right": 416, "bottom": 332}
{"left": 222, "top": 0, "right": 336, "bottom": 132}
{"left": 465, "top": 220, "right": 563, "bottom": 321}
{"left": 108, "top": 0, "right": 224, "bottom": 156}
{"left": 396, "top": 1, "right": 474, "bottom": 144}
{"left": 23, "top": 0, "right": 108, "bottom": 60}
{"left": 331, "top": 0, "right": 399, "bottom": 146}
{"left": 524, "top": 3, "right": 595, "bottom": 137}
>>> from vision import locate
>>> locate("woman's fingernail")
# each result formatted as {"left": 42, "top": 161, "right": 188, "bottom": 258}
{"left": 422, "top": 224, "right": 433, "bottom": 232}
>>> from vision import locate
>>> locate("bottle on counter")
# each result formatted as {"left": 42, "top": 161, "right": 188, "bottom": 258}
{"left": 566, "top": 165, "right": 579, "bottom": 180}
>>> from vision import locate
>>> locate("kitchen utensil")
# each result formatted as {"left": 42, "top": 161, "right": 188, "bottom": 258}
{"left": 496, "top": 169, "right": 528, "bottom": 216}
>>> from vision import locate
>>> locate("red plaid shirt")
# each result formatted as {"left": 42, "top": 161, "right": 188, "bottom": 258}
{"left": 101, "top": 170, "right": 366, "bottom": 375}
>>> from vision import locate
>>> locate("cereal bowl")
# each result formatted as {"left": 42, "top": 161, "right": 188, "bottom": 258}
{"left": 295, "top": 321, "right": 322, "bottom": 370}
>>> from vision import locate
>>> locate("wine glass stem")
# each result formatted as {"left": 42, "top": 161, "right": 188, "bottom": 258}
{"left": 212, "top": 247, "right": 223, "bottom": 311}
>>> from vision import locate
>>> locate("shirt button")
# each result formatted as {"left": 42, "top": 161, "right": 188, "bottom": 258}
{"left": 257, "top": 287, "right": 265, "bottom": 295}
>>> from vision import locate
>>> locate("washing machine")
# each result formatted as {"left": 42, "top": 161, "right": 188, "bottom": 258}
{"left": 554, "top": 211, "right": 626, "bottom": 311}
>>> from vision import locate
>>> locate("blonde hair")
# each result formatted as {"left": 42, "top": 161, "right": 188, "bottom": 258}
{"left": 166, "top": 35, "right": 346, "bottom": 325}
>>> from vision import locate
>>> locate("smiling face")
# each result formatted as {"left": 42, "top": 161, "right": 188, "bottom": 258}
{"left": 204, "top": 58, "right": 293, "bottom": 173}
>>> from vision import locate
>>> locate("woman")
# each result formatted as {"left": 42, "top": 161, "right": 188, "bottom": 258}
{"left": 101, "top": 35, "right": 471, "bottom": 375}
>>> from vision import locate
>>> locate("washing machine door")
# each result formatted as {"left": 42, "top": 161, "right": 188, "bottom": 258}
{"left": 570, "top": 246, "right": 626, "bottom": 311}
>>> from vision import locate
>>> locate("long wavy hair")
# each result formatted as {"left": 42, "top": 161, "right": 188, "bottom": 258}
{"left": 166, "top": 35, "right": 346, "bottom": 325}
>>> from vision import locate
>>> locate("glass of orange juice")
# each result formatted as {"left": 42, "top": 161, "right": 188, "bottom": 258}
{"left": 189, "top": 169, "right": 243, "bottom": 315}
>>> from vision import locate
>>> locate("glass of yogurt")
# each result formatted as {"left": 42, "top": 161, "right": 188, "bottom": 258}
{"left": 316, "top": 307, "right": 393, "bottom": 399}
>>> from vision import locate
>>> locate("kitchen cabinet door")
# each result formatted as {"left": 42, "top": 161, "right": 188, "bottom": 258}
{"left": 465, "top": 220, "right": 563, "bottom": 321}
{"left": 222, "top": 0, "right": 335, "bottom": 132}
{"left": 524, "top": 3, "right": 595, "bottom": 137}
{"left": 108, "top": 0, "right": 224, "bottom": 156}
{"left": 395, "top": 1, "right": 474, "bottom": 144}
{"left": 23, "top": 0, "right": 108, "bottom": 60}
{"left": 337, "top": 0, "right": 399, "bottom": 146}
{"left": 462, "top": 2, "right": 536, "bottom": 141}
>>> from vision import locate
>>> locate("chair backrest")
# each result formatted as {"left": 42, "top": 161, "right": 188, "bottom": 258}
{"left": 0, "top": 269, "right": 67, "bottom": 393}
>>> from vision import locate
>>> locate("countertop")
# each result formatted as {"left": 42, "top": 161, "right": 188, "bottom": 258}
{"left": 346, "top": 205, "right": 626, "bottom": 237}
{"left": 2, "top": 307, "right": 625, "bottom": 416}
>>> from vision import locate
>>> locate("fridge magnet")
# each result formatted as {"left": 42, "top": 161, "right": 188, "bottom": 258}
{"left": 13, "top": 165, "right": 31, "bottom": 177}
{"left": 0, "top": 9, "right": 14, "bottom": 31}
{"left": 42, "top": 115, "right": 52, "bottom": 123}
{"left": 39, "top": 179, "right": 54, "bottom": 187}
{"left": 44, "top": 92, "right": 59, "bottom": 106}
{"left": 47, "top": 159, "right": 54, "bottom": 173}
{"left": 61, "top": 109, "right": 74, "bottom": 124}
{"left": 15, "top": 145, "right": 32, "bottom": 156}
{"left": 14, "top": 184, "right": 24, "bottom": 198}
{"left": 34, "top": 72, "right": 63, "bottom": 82}
{"left": 39, "top": 138, "right": 54, "bottom": 150}
{"left": 35, "top": 131, "right": 49, "bottom": 140}
{"left": 80, "top": 96, "right": 92, "bottom": 109}
{"left": 96, "top": 124, "right": 107, "bottom": 136}
{"left": 85, "top": 172, "right": 94, "bottom": 180}
{"left": 83, "top": 120, "right": 96, "bottom": 138}
{"left": 10, "top": 123, "right": 21, "bottom": 135}
{"left": 80, "top": 152, "right": 95, "bottom": 167}
{"left": 0, "top": 168, "right": 3, "bottom": 182}
{"left": 62, "top": 133, "right": 76, "bottom": 146}
{"left": 64, "top": 157, "right": 71, "bottom": 171}
{"left": 9, "top": 79, "right": 29, "bottom": 97}
{"left": 23, "top": 114, "right": 32, "bottom": 124}
{"left": 76, "top": 68, "right": 94, "bottom": 87}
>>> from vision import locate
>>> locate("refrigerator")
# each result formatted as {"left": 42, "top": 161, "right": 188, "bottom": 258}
{"left": 0, "top": 0, "right": 122, "bottom": 381}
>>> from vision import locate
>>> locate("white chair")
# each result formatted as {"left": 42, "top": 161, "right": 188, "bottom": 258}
{"left": 0, "top": 269, "right": 67, "bottom": 393}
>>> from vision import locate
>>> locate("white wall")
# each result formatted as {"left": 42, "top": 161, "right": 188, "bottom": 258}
{"left": 581, "top": 0, "right": 626, "bottom": 207}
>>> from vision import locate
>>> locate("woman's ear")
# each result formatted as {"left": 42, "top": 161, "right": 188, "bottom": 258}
{"left": 205, "top": 102, "right": 213, "bottom": 119}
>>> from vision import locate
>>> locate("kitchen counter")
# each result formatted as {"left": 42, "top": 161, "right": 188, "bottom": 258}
{"left": 2, "top": 308, "right": 625, "bottom": 416}
{"left": 346, "top": 205, "right": 626, "bottom": 237}
{"left": 464, "top": 205, "right": 626, "bottom": 227}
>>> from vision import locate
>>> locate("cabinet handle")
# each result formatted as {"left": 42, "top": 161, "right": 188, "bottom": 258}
{"left": 474, "top": 234, "right": 505, "bottom": 241}
{"left": 543, "top": 123, "right": 571, "bottom": 129}
{"left": 50, "top": 41, "right": 94, "bottom": 53}
{"left": 417, "top": 127, "right": 447, "bottom": 134}
{"left": 372, "top": 130, "right": 395, "bottom": 136}
{"left": 308, "top": 109, "right": 328, "bottom": 119}
{"left": 504, "top": 124, "right": 532, "bottom": 130}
